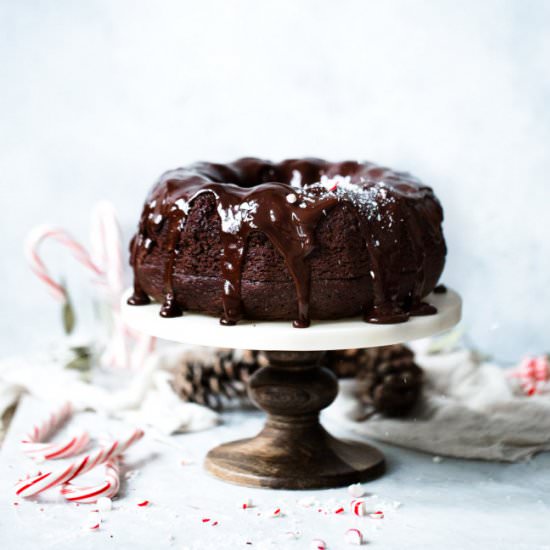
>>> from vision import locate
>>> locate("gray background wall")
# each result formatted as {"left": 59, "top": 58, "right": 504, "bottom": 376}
{"left": 1, "top": 0, "right": 549, "bottom": 361}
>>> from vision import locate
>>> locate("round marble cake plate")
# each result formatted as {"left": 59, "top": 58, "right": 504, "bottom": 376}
{"left": 121, "top": 288, "right": 461, "bottom": 351}
{"left": 121, "top": 288, "right": 462, "bottom": 490}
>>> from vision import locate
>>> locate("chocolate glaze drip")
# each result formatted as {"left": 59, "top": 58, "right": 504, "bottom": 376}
{"left": 126, "top": 279, "right": 150, "bottom": 306}
{"left": 128, "top": 236, "right": 150, "bottom": 305}
{"left": 159, "top": 208, "right": 185, "bottom": 317}
{"left": 128, "top": 158, "right": 446, "bottom": 327}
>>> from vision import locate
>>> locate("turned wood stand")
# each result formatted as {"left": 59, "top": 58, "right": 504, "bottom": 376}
{"left": 205, "top": 350, "right": 385, "bottom": 488}
{"left": 122, "top": 289, "right": 461, "bottom": 489}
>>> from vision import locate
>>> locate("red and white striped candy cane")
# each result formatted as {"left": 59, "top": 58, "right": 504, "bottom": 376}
{"left": 90, "top": 202, "right": 125, "bottom": 303}
{"left": 21, "top": 402, "right": 90, "bottom": 461}
{"left": 90, "top": 202, "right": 156, "bottom": 369}
{"left": 25, "top": 225, "right": 103, "bottom": 303}
{"left": 15, "top": 428, "right": 144, "bottom": 498}
{"left": 61, "top": 457, "right": 120, "bottom": 504}
{"left": 25, "top": 202, "right": 156, "bottom": 369}
{"left": 90, "top": 202, "right": 131, "bottom": 368}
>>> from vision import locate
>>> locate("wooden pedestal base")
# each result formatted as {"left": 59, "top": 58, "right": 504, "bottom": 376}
{"left": 205, "top": 351, "right": 385, "bottom": 489}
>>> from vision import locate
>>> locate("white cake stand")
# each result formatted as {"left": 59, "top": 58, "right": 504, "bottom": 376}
{"left": 122, "top": 289, "right": 461, "bottom": 489}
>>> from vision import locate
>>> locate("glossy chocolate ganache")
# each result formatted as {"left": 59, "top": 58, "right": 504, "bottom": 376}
{"left": 128, "top": 158, "right": 446, "bottom": 328}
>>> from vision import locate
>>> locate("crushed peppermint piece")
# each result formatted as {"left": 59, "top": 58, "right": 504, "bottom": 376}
{"left": 85, "top": 511, "right": 101, "bottom": 531}
{"left": 201, "top": 518, "right": 210, "bottom": 523}
{"left": 351, "top": 499, "right": 367, "bottom": 516}
{"left": 345, "top": 528, "right": 364, "bottom": 545}
{"left": 334, "top": 507, "right": 345, "bottom": 514}
{"left": 310, "top": 539, "right": 327, "bottom": 550}
{"left": 370, "top": 510, "right": 384, "bottom": 519}
{"left": 319, "top": 174, "right": 350, "bottom": 192}
{"left": 137, "top": 500, "right": 150, "bottom": 507}
{"left": 348, "top": 483, "right": 365, "bottom": 498}
{"left": 270, "top": 507, "right": 282, "bottom": 517}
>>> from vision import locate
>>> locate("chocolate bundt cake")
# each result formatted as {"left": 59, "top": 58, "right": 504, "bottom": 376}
{"left": 128, "top": 158, "right": 446, "bottom": 328}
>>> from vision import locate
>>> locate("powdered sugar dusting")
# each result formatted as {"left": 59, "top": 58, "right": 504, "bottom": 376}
{"left": 217, "top": 201, "right": 259, "bottom": 234}
{"left": 299, "top": 174, "right": 398, "bottom": 227}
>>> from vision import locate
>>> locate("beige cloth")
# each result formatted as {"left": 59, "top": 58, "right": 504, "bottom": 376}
{"left": 0, "top": 345, "right": 218, "bottom": 436}
{"left": 326, "top": 348, "right": 550, "bottom": 462}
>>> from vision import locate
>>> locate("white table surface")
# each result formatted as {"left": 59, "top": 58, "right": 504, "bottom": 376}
{"left": 1, "top": 397, "right": 549, "bottom": 550}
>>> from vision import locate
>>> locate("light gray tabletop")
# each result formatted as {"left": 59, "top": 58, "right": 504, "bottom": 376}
{"left": 1, "top": 397, "right": 549, "bottom": 550}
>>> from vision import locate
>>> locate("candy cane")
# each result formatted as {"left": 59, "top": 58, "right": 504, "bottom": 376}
{"left": 23, "top": 402, "right": 72, "bottom": 445}
{"left": 91, "top": 202, "right": 130, "bottom": 369}
{"left": 61, "top": 457, "right": 120, "bottom": 504}
{"left": 90, "top": 202, "right": 156, "bottom": 369}
{"left": 21, "top": 402, "right": 90, "bottom": 461}
{"left": 25, "top": 225, "right": 103, "bottom": 302}
{"left": 90, "top": 202, "right": 125, "bottom": 302}
{"left": 15, "top": 429, "right": 144, "bottom": 498}
{"left": 25, "top": 202, "right": 156, "bottom": 369}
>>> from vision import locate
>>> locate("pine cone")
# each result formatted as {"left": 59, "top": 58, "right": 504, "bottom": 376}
{"left": 326, "top": 346, "right": 411, "bottom": 379}
{"left": 326, "top": 348, "right": 372, "bottom": 378}
{"left": 170, "top": 349, "right": 265, "bottom": 411}
{"left": 357, "top": 344, "right": 423, "bottom": 417}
